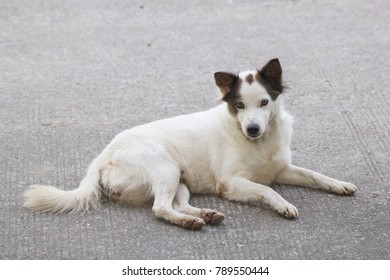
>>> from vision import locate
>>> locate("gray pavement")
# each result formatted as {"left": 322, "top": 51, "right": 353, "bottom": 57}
{"left": 1, "top": 0, "right": 389, "bottom": 259}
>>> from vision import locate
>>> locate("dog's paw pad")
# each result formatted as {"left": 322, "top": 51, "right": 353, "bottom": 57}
{"left": 181, "top": 218, "right": 205, "bottom": 230}
{"left": 201, "top": 210, "right": 225, "bottom": 225}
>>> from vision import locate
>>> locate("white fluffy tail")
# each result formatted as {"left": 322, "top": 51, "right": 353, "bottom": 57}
{"left": 24, "top": 162, "right": 102, "bottom": 214}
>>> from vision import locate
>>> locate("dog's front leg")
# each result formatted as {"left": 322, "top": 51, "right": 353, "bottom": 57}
{"left": 274, "top": 165, "right": 357, "bottom": 195}
{"left": 217, "top": 177, "right": 298, "bottom": 218}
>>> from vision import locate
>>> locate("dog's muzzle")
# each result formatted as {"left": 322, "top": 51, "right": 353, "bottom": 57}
{"left": 246, "top": 123, "right": 261, "bottom": 138}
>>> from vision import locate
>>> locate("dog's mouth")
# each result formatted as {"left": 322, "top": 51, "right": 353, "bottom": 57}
{"left": 247, "top": 134, "right": 261, "bottom": 140}
{"left": 246, "top": 134, "right": 262, "bottom": 141}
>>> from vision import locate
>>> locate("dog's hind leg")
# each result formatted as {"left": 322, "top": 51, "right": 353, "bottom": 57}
{"left": 274, "top": 165, "right": 357, "bottom": 195}
{"left": 100, "top": 143, "right": 205, "bottom": 230}
{"left": 151, "top": 167, "right": 205, "bottom": 230}
{"left": 173, "top": 183, "right": 225, "bottom": 225}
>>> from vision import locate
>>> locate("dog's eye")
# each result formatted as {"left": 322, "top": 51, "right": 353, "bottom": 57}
{"left": 235, "top": 101, "right": 245, "bottom": 109}
{"left": 260, "top": 99, "right": 269, "bottom": 107}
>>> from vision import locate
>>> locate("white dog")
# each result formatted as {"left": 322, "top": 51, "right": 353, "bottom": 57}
{"left": 24, "top": 58, "right": 357, "bottom": 230}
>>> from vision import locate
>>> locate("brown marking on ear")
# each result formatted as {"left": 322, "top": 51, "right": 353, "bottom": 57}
{"left": 214, "top": 72, "right": 239, "bottom": 96}
{"left": 256, "top": 58, "right": 284, "bottom": 100}
{"left": 260, "top": 58, "right": 283, "bottom": 90}
{"left": 246, "top": 74, "right": 254, "bottom": 85}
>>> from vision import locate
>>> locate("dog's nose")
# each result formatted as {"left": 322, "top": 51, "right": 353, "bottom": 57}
{"left": 246, "top": 123, "right": 260, "bottom": 137}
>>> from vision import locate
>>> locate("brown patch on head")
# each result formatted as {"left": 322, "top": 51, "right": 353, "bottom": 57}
{"left": 223, "top": 78, "right": 243, "bottom": 115}
{"left": 256, "top": 58, "right": 284, "bottom": 100}
{"left": 214, "top": 72, "right": 242, "bottom": 115}
{"left": 245, "top": 74, "right": 254, "bottom": 85}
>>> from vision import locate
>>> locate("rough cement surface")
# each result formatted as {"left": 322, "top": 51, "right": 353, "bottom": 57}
{"left": 1, "top": 0, "right": 389, "bottom": 259}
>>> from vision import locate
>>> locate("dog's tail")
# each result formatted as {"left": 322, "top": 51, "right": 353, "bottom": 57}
{"left": 23, "top": 159, "right": 103, "bottom": 214}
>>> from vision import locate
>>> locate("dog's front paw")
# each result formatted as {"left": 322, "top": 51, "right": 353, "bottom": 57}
{"left": 327, "top": 181, "right": 357, "bottom": 196}
{"left": 181, "top": 217, "right": 205, "bottom": 230}
{"left": 200, "top": 209, "right": 225, "bottom": 225}
{"left": 273, "top": 201, "right": 299, "bottom": 219}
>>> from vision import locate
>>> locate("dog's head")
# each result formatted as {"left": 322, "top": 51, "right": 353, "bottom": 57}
{"left": 214, "top": 58, "right": 284, "bottom": 140}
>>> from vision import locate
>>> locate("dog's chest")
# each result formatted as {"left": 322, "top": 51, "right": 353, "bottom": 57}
{"left": 231, "top": 140, "right": 289, "bottom": 185}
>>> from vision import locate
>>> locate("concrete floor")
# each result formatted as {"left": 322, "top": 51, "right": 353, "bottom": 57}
{"left": 1, "top": 0, "right": 389, "bottom": 259}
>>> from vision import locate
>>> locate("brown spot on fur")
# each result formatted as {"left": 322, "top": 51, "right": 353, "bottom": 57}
{"left": 110, "top": 187, "right": 122, "bottom": 197}
{"left": 179, "top": 169, "right": 189, "bottom": 185}
{"left": 246, "top": 74, "right": 254, "bottom": 85}
{"left": 216, "top": 182, "right": 227, "bottom": 196}
{"left": 180, "top": 174, "right": 188, "bottom": 185}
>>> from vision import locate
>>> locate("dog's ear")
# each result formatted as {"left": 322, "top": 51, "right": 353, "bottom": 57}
{"left": 258, "top": 58, "right": 283, "bottom": 93}
{"left": 214, "top": 72, "right": 239, "bottom": 97}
